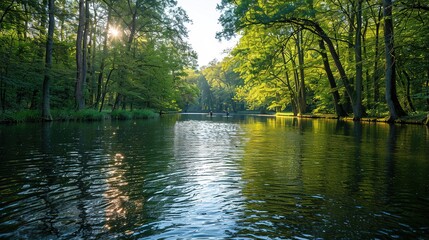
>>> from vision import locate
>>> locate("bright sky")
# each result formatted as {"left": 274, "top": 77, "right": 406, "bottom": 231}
{"left": 177, "top": 0, "right": 238, "bottom": 68}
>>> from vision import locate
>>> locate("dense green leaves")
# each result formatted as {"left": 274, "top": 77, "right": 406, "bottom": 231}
{"left": 1, "top": 0, "right": 428, "bottom": 119}
{"left": 216, "top": 0, "right": 429, "bottom": 118}
{"left": 0, "top": 0, "right": 197, "bottom": 116}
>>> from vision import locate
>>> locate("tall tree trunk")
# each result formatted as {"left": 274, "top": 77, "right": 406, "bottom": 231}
{"left": 42, "top": 0, "right": 54, "bottom": 121}
{"left": 82, "top": 0, "right": 90, "bottom": 103}
{"left": 353, "top": 0, "right": 363, "bottom": 120}
{"left": 372, "top": 7, "right": 382, "bottom": 106}
{"left": 296, "top": 29, "right": 307, "bottom": 115}
{"left": 109, "top": 0, "right": 139, "bottom": 113}
{"left": 88, "top": 2, "right": 97, "bottom": 107}
{"left": 0, "top": 73, "right": 5, "bottom": 113}
{"left": 383, "top": 0, "right": 406, "bottom": 121}
{"left": 75, "top": 0, "right": 86, "bottom": 110}
{"left": 363, "top": 18, "right": 371, "bottom": 111}
{"left": 122, "top": 96, "right": 127, "bottom": 110}
{"left": 291, "top": 57, "right": 301, "bottom": 116}
{"left": 402, "top": 71, "right": 416, "bottom": 112}
{"left": 95, "top": 6, "right": 111, "bottom": 108}
{"left": 424, "top": 112, "right": 429, "bottom": 127}
{"left": 280, "top": 47, "right": 298, "bottom": 116}
{"left": 308, "top": 21, "right": 355, "bottom": 109}
{"left": 347, "top": 1, "right": 356, "bottom": 83}
{"left": 127, "top": 0, "right": 139, "bottom": 52}
{"left": 426, "top": 69, "right": 429, "bottom": 109}
{"left": 33, "top": 0, "right": 48, "bottom": 111}
{"left": 99, "top": 68, "right": 114, "bottom": 112}
{"left": 319, "top": 40, "right": 347, "bottom": 117}
{"left": 113, "top": 93, "right": 122, "bottom": 111}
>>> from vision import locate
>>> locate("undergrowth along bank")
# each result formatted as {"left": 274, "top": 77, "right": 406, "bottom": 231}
{"left": 0, "top": 109, "right": 158, "bottom": 124}
{"left": 276, "top": 112, "right": 429, "bottom": 126}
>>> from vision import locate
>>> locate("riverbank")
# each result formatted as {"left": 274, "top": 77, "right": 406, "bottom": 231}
{"left": 0, "top": 109, "right": 158, "bottom": 124}
{"left": 276, "top": 112, "right": 429, "bottom": 126}
{"left": 2, "top": 109, "right": 428, "bottom": 126}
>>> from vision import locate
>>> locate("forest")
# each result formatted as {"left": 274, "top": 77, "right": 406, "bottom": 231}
{"left": 1, "top": 0, "right": 429, "bottom": 123}
{"left": 0, "top": 0, "right": 198, "bottom": 121}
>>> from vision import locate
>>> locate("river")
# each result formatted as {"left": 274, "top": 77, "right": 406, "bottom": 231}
{"left": 1, "top": 114, "right": 428, "bottom": 239}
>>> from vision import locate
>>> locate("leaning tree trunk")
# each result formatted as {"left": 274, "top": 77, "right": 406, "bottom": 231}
{"left": 42, "top": 0, "right": 54, "bottom": 121}
{"left": 280, "top": 46, "right": 298, "bottom": 116}
{"left": 425, "top": 112, "right": 429, "bottom": 126}
{"left": 307, "top": 21, "right": 357, "bottom": 114}
{"left": 319, "top": 40, "right": 347, "bottom": 117}
{"left": 296, "top": 29, "right": 307, "bottom": 115}
{"left": 383, "top": 0, "right": 406, "bottom": 121}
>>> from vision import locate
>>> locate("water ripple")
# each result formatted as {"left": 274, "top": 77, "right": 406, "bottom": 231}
{"left": 1, "top": 116, "right": 428, "bottom": 239}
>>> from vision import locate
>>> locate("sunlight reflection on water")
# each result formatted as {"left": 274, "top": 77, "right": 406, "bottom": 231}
{"left": 139, "top": 120, "right": 247, "bottom": 238}
{"left": 0, "top": 115, "right": 429, "bottom": 239}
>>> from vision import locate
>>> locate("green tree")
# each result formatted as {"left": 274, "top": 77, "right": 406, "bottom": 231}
{"left": 42, "top": 0, "right": 54, "bottom": 120}
{"left": 383, "top": 0, "right": 407, "bottom": 121}
{"left": 202, "top": 59, "right": 243, "bottom": 112}
{"left": 394, "top": 1, "right": 429, "bottom": 112}
{"left": 217, "top": 0, "right": 360, "bottom": 117}
{"left": 217, "top": 0, "right": 428, "bottom": 119}
{"left": 75, "top": 0, "right": 87, "bottom": 110}
{"left": 1, "top": 0, "right": 197, "bottom": 117}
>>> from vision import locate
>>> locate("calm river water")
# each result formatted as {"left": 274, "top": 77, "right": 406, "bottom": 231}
{"left": 1, "top": 114, "right": 429, "bottom": 239}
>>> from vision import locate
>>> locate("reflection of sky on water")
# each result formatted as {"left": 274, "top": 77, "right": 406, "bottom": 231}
{"left": 141, "top": 120, "right": 247, "bottom": 238}
{"left": 2, "top": 116, "right": 429, "bottom": 239}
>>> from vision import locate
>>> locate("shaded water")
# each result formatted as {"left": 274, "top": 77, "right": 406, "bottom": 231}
{"left": 1, "top": 114, "right": 429, "bottom": 239}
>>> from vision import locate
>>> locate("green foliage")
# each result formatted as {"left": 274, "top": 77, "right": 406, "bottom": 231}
{"left": 174, "top": 71, "right": 200, "bottom": 111}
{"left": 0, "top": 108, "right": 157, "bottom": 123}
{"left": 0, "top": 0, "right": 197, "bottom": 117}
{"left": 0, "top": 110, "right": 40, "bottom": 123}
{"left": 50, "top": 109, "right": 75, "bottom": 121}
{"left": 72, "top": 109, "right": 106, "bottom": 121}
{"left": 111, "top": 110, "right": 133, "bottom": 120}
{"left": 197, "top": 58, "right": 244, "bottom": 112}
{"left": 0, "top": 112, "right": 15, "bottom": 123}
{"left": 130, "top": 109, "right": 158, "bottom": 119}
{"left": 15, "top": 110, "right": 42, "bottom": 122}
{"left": 2, "top": 0, "right": 428, "bottom": 120}
{"left": 217, "top": 0, "right": 429, "bottom": 117}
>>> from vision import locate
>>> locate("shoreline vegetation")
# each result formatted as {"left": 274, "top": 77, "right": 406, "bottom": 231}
{"left": 1, "top": 0, "right": 428, "bottom": 132}
{"left": 275, "top": 112, "right": 429, "bottom": 126}
{"left": 0, "top": 109, "right": 158, "bottom": 124}
{"left": 1, "top": 110, "right": 428, "bottom": 126}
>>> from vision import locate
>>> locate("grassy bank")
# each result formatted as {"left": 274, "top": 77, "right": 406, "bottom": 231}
{"left": 0, "top": 109, "right": 158, "bottom": 124}
{"left": 276, "top": 112, "right": 429, "bottom": 126}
